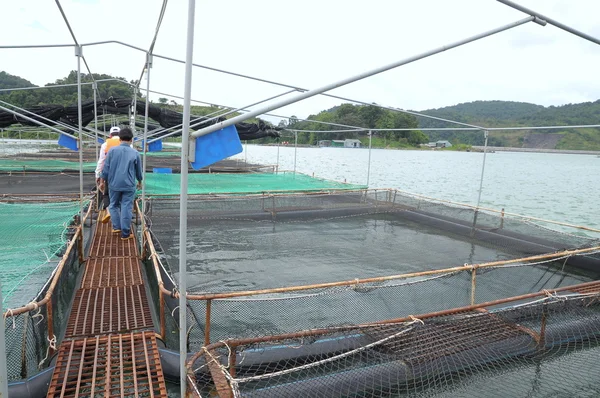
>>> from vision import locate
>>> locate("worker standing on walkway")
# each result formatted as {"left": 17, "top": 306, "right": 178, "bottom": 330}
{"left": 95, "top": 126, "right": 122, "bottom": 223}
{"left": 100, "top": 127, "right": 143, "bottom": 240}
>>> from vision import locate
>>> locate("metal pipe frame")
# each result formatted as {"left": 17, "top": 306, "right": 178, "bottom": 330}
{"left": 190, "top": 16, "right": 536, "bottom": 139}
{"left": 93, "top": 82, "right": 98, "bottom": 160}
{"left": 288, "top": 124, "right": 600, "bottom": 133}
{"left": 76, "top": 45, "right": 85, "bottom": 238}
{"left": 71, "top": 40, "right": 483, "bottom": 131}
{"left": 475, "top": 130, "right": 489, "bottom": 210}
{"left": 179, "top": 1, "right": 196, "bottom": 395}
{"left": 142, "top": 54, "right": 152, "bottom": 254}
{"left": 497, "top": 0, "right": 600, "bottom": 46}
{"left": 186, "top": 245, "right": 600, "bottom": 302}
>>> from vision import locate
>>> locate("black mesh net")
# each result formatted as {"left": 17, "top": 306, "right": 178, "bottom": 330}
{"left": 189, "top": 290, "right": 600, "bottom": 397}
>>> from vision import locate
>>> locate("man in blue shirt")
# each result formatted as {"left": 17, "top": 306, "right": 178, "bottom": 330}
{"left": 100, "top": 127, "right": 143, "bottom": 240}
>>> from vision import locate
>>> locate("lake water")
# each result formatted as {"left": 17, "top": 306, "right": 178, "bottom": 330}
{"left": 231, "top": 145, "right": 600, "bottom": 232}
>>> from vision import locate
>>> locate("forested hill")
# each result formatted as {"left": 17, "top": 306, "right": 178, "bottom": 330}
{"left": 0, "top": 70, "right": 135, "bottom": 107}
{"left": 417, "top": 100, "right": 600, "bottom": 150}
{"left": 2, "top": 70, "right": 599, "bottom": 150}
{"left": 0, "top": 71, "right": 35, "bottom": 90}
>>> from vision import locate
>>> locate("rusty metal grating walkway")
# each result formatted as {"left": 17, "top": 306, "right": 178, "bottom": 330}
{"left": 48, "top": 211, "right": 167, "bottom": 397}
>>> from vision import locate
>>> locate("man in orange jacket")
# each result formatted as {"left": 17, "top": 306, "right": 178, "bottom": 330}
{"left": 95, "top": 126, "right": 121, "bottom": 223}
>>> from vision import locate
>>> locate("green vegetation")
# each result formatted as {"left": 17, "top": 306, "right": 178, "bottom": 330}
{"left": 275, "top": 103, "right": 427, "bottom": 148}
{"left": 2, "top": 70, "right": 599, "bottom": 150}
{"left": 417, "top": 100, "right": 600, "bottom": 150}
{"left": 0, "top": 71, "right": 136, "bottom": 107}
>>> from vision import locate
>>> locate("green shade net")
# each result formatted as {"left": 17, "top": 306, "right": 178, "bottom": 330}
{"left": 0, "top": 201, "right": 81, "bottom": 308}
{"left": 144, "top": 172, "right": 366, "bottom": 195}
{"left": 0, "top": 159, "right": 97, "bottom": 172}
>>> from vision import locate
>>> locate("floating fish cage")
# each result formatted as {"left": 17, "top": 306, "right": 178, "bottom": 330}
{"left": 186, "top": 285, "right": 600, "bottom": 398}
{"left": 142, "top": 189, "right": 600, "bottom": 355}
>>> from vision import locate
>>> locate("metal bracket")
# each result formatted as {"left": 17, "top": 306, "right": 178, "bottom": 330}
{"left": 74, "top": 45, "right": 82, "bottom": 57}
{"left": 188, "top": 137, "right": 196, "bottom": 162}
{"left": 146, "top": 53, "right": 153, "bottom": 69}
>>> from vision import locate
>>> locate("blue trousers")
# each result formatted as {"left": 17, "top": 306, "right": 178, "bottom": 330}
{"left": 109, "top": 189, "right": 136, "bottom": 238}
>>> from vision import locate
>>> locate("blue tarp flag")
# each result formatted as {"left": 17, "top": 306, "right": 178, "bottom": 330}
{"left": 190, "top": 125, "right": 243, "bottom": 170}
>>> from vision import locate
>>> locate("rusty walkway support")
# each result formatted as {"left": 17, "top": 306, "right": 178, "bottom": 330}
{"left": 47, "top": 213, "right": 167, "bottom": 397}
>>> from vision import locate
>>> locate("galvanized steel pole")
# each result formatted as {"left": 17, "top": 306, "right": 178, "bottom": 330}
{"left": 367, "top": 131, "right": 372, "bottom": 187}
{"left": 497, "top": 0, "right": 600, "bottom": 45}
{"left": 93, "top": 82, "right": 98, "bottom": 161}
{"left": 190, "top": 16, "right": 535, "bottom": 139}
{"left": 276, "top": 140, "right": 280, "bottom": 173}
{"left": 180, "top": 0, "right": 196, "bottom": 395}
{"left": 294, "top": 131, "right": 298, "bottom": 174}
{"left": 476, "top": 130, "right": 489, "bottom": 210}
{"left": 76, "top": 45, "right": 85, "bottom": 236}
{"left": 142, "top": 55, "right": 152, "bottom": 251}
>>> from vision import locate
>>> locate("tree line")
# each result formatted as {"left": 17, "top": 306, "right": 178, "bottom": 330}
{"left": 272, "top": 103, "right": 428, "bottom": 147}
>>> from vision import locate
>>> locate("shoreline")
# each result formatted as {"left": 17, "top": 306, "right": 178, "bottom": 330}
{"left": 471, "top": 146, "right": 600, "bottom": 155}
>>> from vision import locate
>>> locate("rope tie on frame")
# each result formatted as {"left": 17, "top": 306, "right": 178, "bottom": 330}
{"left": 4, "top": 308, "right": 16, "bottom": 329}
{"left": 29, "top": 302, "right": 44, "bottom": 326}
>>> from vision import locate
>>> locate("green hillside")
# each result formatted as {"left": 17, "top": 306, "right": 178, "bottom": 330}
{"left": 417, "top": 100, "right": 600, "bottom": 150}
{"left": 2, "top": 70, "right": 599, "bottom": 150}
{"left": 0, "top": 71, "right": 35, "bottom": 90}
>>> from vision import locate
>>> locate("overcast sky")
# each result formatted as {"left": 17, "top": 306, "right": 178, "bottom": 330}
{"left": 1, "top": 0, "right": 600, "bottom": 124}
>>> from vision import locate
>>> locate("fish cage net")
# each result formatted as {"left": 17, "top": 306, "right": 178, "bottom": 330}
{"left": 3, "top": 222, "right": 84, "bottom": 382}
{"left": 0, "top": 197, "right": 85, "bottom": 307}
{"left": 188, "top": 288, "right": 600, "bottom": 398}
{"left": 144, "top": 190, "right": 600, "bottom": 348}
{"left": 144, "top": 172, "right": 366, "bottom": 196}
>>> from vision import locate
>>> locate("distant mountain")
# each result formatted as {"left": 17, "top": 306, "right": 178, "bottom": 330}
{"left": 416, "top": 100, "right": 600, "bottom": 150}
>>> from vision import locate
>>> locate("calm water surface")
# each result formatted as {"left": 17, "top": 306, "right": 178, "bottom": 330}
{"left": 232, "top": 145, "right": 600, "bottom": 231}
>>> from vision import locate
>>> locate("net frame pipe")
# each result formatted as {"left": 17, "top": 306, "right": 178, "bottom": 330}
{"left": 288, "top": 124, "right": 600, "bottom": 133}
{"left": 142, "top": 55, "right": 152, "bottom": 253}
{"left": 76, "top": 45, "right": 85, "bottom": 238}
{"left": 93, "top": 82, "right": 98, "bottom": 161}
{"left": 71, "top": 38, "right": 484, "bottom": 132}
{"left": 178, "top": 245, "right": 600, "bottom": 300}
{"left": 189, "top": 16, "right": 536, "bottom": 140}
{"left": 179, "top": 1, "right": 196, "bottom": 395}
{"left": 497, "top": 0, "right": 600, "bottom": 46}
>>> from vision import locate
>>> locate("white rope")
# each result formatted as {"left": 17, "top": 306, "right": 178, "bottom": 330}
{"left": 28, "top": 302, "right": 44, "bottom": 326}
{"left": 38, "top": 334, "right": 57, "bottom": 368}
{"left": 171, "top": 306, "right": 179, "bottom": 317}
{"left": 4, "top": 309, "right": 16, "bottom": 329}
{"left": 231, "top": 321, "right": 419, "bottom": 384}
